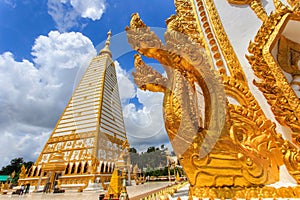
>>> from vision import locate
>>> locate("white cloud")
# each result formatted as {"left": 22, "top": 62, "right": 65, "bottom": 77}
{"left": 47, "top": 0, "right": 79, "bottom": 32}
{"left": 1, "top": 0, "right": 16, "bottom": 8}
{"left": 0, "top": 31, "right": 96, "bottom": 167}
{"left": 70, "top": 0, "right": 106, "bottom": 20}
{"left": 47, "top": 0, "right": 106, "bottom": 32}
{"left": 123, "top": 92, "right": 170, "bottom": 152}
{"left": 114, "top": 61, "right": 135, "bottom": 103}
{"left": 0, "top": 29, "right": 171, "bottom": 167}
{"left": 114, "top": 62, "right": 170, "bottom": 151}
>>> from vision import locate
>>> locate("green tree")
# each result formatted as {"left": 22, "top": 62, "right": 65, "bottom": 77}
{"left": 146, "top": 146, "right": 156, "bottom": 153}
{"left": 0, "top": 157, "right": 33, "bottom": 183}
{"left": 129, "top": 145, "right": 168, "bottom": 172}
{"left": 129, "top": 147, "right": 137, "bottom": 153}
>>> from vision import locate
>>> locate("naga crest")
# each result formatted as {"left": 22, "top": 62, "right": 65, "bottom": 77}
{"left": 126, "top": 0, "right": 300, "bottom": 198}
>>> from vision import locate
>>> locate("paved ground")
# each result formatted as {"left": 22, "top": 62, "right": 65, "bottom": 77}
{"left": 170, "top": 183, "right": 189, "bottom": 200}
{"left": 0, "top": 192, "right": 99, "bottom": 200}
{"left": 0, "top": 182, "right": 171, "bottom": 200}
{"left": 127, "top": 182, "right": 170, "bottom": 199}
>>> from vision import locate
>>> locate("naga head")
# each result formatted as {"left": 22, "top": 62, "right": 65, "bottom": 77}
{"left": 126, "top": 13, "right": 229, "bottom": 185}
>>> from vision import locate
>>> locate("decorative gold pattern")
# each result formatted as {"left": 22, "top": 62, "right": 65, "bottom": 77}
{"left": 227, "top": 0, "right": 268, "bottom": 21}
{"left": 190, "top": 185, "right": 300, "bottom": 199}
{"left": 19, "top": 165, "right": 26, "bottom": 179}
{"left": 197, "top": 0, "right": 247, "bottom": 82}
{"left": 126, "top": 12, "right": 281, "bottom": 196}
{"left": 105, "top": 169, "right": 122, "bottom": 199}
{"left": 247, "top": 8, "right": 300, "bottom": 146}
{"left": 287, "top": 0, "right": 300, "bottom": 7}
{"left": 126, "top": 0, "right": 300, "bottom": 198}
{"left": 188, "top": 0, "right": 226, "bottom": 75}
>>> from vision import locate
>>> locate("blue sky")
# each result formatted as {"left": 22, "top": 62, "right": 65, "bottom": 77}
{"left": 0, "top": 0, "right": 174, "bottom": 61}
{"left": 0, "top": 0, "right": 175, "bottom": 167}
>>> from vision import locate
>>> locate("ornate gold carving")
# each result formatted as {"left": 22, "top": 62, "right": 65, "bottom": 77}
{"left": 227, "top": 0, "right": 252, "bottom": 4}
{"left": 126, "top": 12, "right": 283, "bottom": 195}
{"left": 197, "top": 0, "right": 247, "bottom": 82}
{"left": 282, "top": 140, "right": 300, "bottom": 182}
{"left": 227, "top": 0, "right": 268, "bottom": 21}
{"left": 126, "top": 0, "right": 300, "bottom": 198}
{"left": 188, "top": 0, "right": 226, "bottom": 75}
{"left": 190, "top": 185, "right": 300, "bottom": 198}
{"left": 19, "top": 164, "right": 26, "bottom": 179}
{"left": 273, "top": 0, "right": 290, "bottom": 11}
{"left": 173, "top": 0, "right": 205, "bottom": 46}
{"left": 105, "top": 170, "right": 122, "bottom": 198}
{"left": 133, "top": 54, "right": 167, "bottom": 93}
{"left": 223, "top": 0, "right": 300, "bottom": 186}
{"left": 247, "top": 10, "right": 300, "bottom": 136}
{"left": 288, "top": 0, "right": 300, "bottom": 7}
{"left": 278, "top": 36, "right": 300, "bottom": 98}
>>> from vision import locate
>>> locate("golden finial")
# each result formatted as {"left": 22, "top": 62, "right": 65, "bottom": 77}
{"left": 106, "top": 30, "right": 112, "bottom": 46}
{"left": 99, "top": 30, "right": 112, "bottom": 57}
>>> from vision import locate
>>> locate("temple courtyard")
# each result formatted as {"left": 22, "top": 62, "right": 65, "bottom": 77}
{"left": 0, "top": 182, "right": 189, "bottom": 200}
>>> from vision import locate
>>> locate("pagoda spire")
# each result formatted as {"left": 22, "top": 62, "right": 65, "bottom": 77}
{"left": 99, "top": 30, "right": 112, "bottom": 57}
{"left": 18, "top": 29, "right": 127, "bottom": 191}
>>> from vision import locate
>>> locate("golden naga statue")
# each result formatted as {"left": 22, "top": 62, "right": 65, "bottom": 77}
{"left": 126, "top": 0, "right": 300, "bottom": 198}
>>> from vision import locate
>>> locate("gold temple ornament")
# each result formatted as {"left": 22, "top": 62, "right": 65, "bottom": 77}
{"left": 126, "top": 0, "right": 300, "bottom": 198}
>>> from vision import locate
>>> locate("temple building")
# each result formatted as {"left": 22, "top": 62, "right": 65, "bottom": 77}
{"left": 19, "top": 31, "right": 127, "bottom": 191}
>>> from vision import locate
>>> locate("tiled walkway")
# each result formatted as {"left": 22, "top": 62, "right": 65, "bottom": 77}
{"left": 0, "top": 182, "right": 171, "bottom": 200}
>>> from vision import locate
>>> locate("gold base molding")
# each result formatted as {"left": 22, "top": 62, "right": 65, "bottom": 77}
{"left": 190, "top": 185, "right": 300, "bottom": 199}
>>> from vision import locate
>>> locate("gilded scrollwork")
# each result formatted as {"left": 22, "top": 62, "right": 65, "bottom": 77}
{"left": 126, "top": 0, "right": 300, "bottom": 198}
{"left": 282, "top": 140, "right": 300, "bottom": 183}
{"left": 126, "top": 10, "right": 283, "bottom": 193}
{"left": 196, "top": 0, "right": 247, "bottom": 82}
{"left": 227, "top": 0, "right": 268, "bottom": 21}
{"left": 247, "top": 7, "right": 300, "bottom": 139}
{"left": 287, "top": 0, "right": 300, "bottom": 7}
{"left": 230, "top": 0, "right": 300, "bottom": 188}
